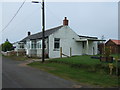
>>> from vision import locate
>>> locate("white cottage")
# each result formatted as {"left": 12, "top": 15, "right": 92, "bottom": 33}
{"left": 14, "top": 17, "right": 103, "bottom": 58}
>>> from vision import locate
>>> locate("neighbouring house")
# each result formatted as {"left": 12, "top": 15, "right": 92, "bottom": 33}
{"left": 105, "top": 39, "right": 120, "bottom": 54}
{"left": 13, "top": 17, "right": 104, "bottom": 58}
{"left": 13, "top": 41, "right": 25, "bottom": 52}
{"left": 13, "top": 41, "right": 26, "bottom": 56}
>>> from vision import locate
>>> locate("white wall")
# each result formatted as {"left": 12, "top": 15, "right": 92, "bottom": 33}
{"left": 26, "top": 40, "right": 30, "bottom": 55}
{"left": 13, "top": 42, "right": 25, "bottom": 52}
{"left": 49, "top": 26, "right": 82, "bottom": 58}
{"left": 13, "top": 43, "right": 19, "bottom": 51}
{"left": 88, "top": 41, "right": 98, "bottom": 55}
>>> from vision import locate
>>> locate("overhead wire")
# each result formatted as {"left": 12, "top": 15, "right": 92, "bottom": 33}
{"left": 2, "top": 0, "right": 26, "bottom": 32}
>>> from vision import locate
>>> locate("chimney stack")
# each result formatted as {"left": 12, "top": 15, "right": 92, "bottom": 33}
{"left": 28, "top": 31, "right": 31, "bottom": 36}
{"left": 63, "top": 17, "right": 69, "bottom": 26}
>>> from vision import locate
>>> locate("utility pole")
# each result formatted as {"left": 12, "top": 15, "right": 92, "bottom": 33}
{"left": 42, "top": 0, "right": 45, "bottom": 63}
{"left": 32, "top": 0, "right": 45, "bottom": 63}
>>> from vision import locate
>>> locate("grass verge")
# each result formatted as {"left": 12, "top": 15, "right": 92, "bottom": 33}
{"left": 28, "top": 55, "right": 119, "bottom": 88}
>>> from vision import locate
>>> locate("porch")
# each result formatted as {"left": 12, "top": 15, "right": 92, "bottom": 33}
{"left": 76, "top": 38, "right": 105, "bottom": 55}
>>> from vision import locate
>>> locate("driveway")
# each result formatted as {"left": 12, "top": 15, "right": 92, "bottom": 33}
{"left": 2, "top": 57, "right": 81, "bottom": 88}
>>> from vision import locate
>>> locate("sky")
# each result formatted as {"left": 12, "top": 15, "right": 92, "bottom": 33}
{"left": 0, "top": 2, "right": 2, "bottom": 44}
{"left": 0, "top": 0, "right": 119, "bottom": 44}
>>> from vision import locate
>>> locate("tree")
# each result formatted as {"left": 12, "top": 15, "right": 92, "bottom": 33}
{"left": 104, "top": 46, "right": 111, "bottom": 57}
{"left": 2, "top": 39, "right": 13, "bottom": 52}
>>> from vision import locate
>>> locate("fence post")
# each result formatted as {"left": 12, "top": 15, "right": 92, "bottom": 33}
{"left": 60, "top": 47, "right": 62, "bottom": 58}
{"left": 70, "top": 47, "right": 72, "bottom": 57}
{"left": 109, "top": 63, "right": 113, "bottom": 75}
{"left": 17, "top": 50, "right": 19, "bottom": 56}
{"left": 115, "top": 57, "right": 118, "bottom": 75}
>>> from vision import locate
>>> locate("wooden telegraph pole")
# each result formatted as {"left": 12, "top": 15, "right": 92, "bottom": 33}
{"left": 42, "top": 0, "right": 45, "bottom": 63}
{"left": 32, "top": 0, "right": 45, "bottom": 63}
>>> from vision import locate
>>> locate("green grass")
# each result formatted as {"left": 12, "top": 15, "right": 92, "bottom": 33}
{"left": 49, "top": 55, "right": 101, "bottom": 65}
{"left": 28, "top": 55, "right": 119, "bottom": 87}
{"left": 49, "top": 55, "right": 119, "bottom": 64}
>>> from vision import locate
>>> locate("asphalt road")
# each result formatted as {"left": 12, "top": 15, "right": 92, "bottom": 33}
{"left": 2, "top": 57, "right": 79, "bottom": 88}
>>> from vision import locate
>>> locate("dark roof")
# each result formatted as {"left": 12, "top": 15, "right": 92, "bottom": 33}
{"left": 20, "top": 25, "right": 63, "bottom": 42}
{"left": 78, "top": 35, "right": 98, "bottom": 39}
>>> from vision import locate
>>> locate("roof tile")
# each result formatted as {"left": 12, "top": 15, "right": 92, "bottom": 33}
{"left": 111, "top": 39, "right": 120, "bottom": 45}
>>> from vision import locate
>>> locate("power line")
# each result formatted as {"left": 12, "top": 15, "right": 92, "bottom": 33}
{"left": 2, "top": 0, "right": 26, "bottom": 32}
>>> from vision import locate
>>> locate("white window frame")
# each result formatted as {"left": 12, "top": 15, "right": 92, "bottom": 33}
{"left": 37, "top": 40, "right": 42, "bottom": 49}
{"left": 31, "top": 41, "right": 36, "bottom": 49}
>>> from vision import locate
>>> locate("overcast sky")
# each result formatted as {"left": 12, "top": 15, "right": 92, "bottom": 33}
{"left": 0, "top": 0, "right": 119, "bottom": 44}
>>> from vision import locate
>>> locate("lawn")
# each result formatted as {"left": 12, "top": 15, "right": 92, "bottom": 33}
{"left": 28, "top": 55, "right": 119, "bottom": 88}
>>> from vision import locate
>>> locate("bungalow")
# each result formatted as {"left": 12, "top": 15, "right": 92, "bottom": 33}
{"left": 14, "top": 17, "right": 104, "bottom": 58}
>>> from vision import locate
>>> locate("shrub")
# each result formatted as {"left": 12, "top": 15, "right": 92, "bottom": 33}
{"left": 1, "top": 40, "right": 13, "bottom": 52}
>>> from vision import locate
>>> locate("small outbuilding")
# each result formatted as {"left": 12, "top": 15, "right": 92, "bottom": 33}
{"left": 105, "top": 39, "right": 120, "bottom": 54}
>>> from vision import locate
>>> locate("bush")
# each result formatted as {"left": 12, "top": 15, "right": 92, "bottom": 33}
{"left": 1, "top": 41, "right": 13, "bottom": 52}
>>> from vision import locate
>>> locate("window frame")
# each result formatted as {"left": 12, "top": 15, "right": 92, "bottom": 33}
{"left": 31, "top": 40, "right": 36, "bottom": 49}
{"left": 54, "top": 38, "right": 60, "bottom": 50}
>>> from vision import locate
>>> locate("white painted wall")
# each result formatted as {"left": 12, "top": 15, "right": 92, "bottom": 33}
{"left": 13, "top": 42, "right": 26, "bottom": 52}
{"left": 88, "top": 41, "right": 98, "bottom": 55}
{"left": 49, "top": 26, "right": 82, "bottom": 58}
{"left": 13, "top": 43, "right": 19, "bottom": 51}
{"left": 48, "top": 26, "right": 99, "bottom": 58}
{"left": 26, "top": 40, "right": 30, "bottom": 55}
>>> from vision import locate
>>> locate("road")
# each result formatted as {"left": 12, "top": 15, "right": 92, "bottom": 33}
{"left": 2, "top": 57, "right": 79, "bottom": 88}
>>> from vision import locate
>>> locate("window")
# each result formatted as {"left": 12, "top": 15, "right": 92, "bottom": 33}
{"left": 54, "top": 38, "right": 60, "bottom": 49}
{"left": 31, "top": 41, "right": 36, "bottom": 49}
{"left": 37, "top": 40, "right": 42, "bottom": 49}
{"left": 37, "top": 40, "right": 47, "bottom": 49}
{"left": 19, "top": 43, "right": 24, "bottom": 49}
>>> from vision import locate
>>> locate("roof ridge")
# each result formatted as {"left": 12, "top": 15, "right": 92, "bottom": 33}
{"left": 78, "top": 35, "right": 98, "bottom": 39}
{"left": 45, "top": 25, "right": 63, "bottom": 31}
{"left": 20, "top": 25, "right": 63, "bottom": 42}
{"left": 30, "top": 25, "right": 63, "bottom": 36}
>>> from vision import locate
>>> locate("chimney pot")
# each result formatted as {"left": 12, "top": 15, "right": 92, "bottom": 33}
{"left": 28, "top": 31, "right": 31, "bottom": 36}
{"left": 63, "top": 17, "right": 69, "bottom": 26}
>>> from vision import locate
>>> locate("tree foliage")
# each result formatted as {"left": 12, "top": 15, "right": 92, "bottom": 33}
{"left": 1, "top": 41, "right": 13, "bottom": 52}
{"left": 104, "top": 46, "right": 111, "bottom": 57}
